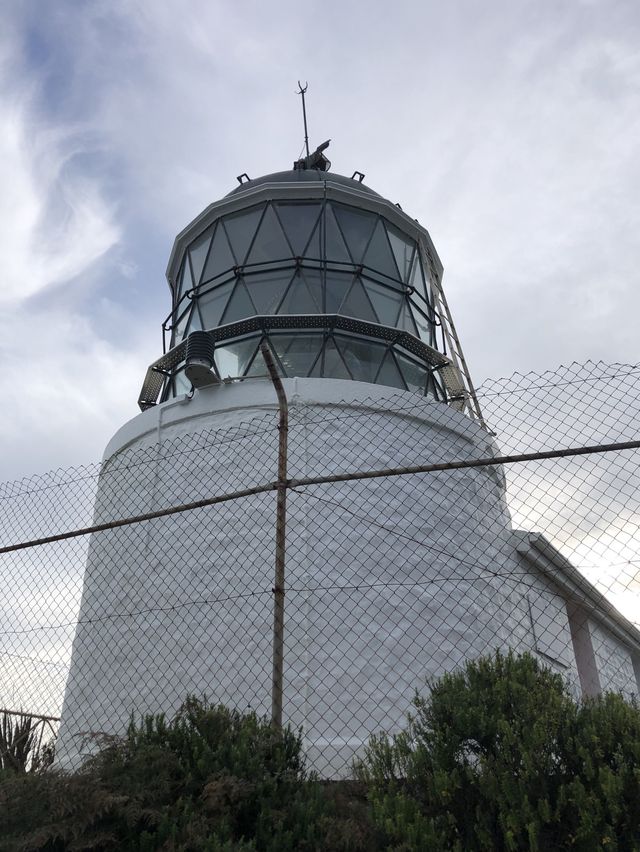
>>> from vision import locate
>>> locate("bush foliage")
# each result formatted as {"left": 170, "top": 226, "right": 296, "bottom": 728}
{"left": 0, "top": 698, "right": 373, "bottom": 851}
{"left": 2, "top": 653, "right": 640, "bottom": 850}
{"left": 0, "top": 712, "right": 54, "bottom": 774}
{"left": 357, "top": 651, "right": 640, "bottom": 851}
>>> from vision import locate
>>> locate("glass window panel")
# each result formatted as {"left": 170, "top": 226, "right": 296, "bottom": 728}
{"left": 398, "top": 300, "right": 419, "bottom": 336}
{"left": 275, "top": 203, "right": 322, "bottom": 256}
{"left": 432, "top": 372, "right": 446, "bottom": 401}
{"left": 174, "top": 369, "right": 192, "bottom": 396}
{"left": 214, "top": 338, "right": 260, "bottom": 379}
{"left": 363, "top": 281, "right": 402, "bottom": 327}
{"left": 395, "top": 352, "right": 428, "bottom": 394}
{"left": 186, "top": 303, "right": 203, "bottom": 335}
{"left": 198, "top": 282, "right": 234, "bottom": 328}
{"left": 172, "top": 289, "right": 191, "bottom": 323}
{"left": 411, "top": 302, "right": 435, "bottom": 346}
{"left": 335, "top": 335, "right": 386, "bottom": 384}
{"left": 332, "top": 204, "right": 377, "bottom": 264}
{"left": 201, "top": 224, "right": 236, "bottom": 284}
{"left": 339, "top": 278, "right": 378, "bottom": 322}
{"left": 409, "top": 254, "right": 429, "bottom": 303}
{"left": 325, "top": 272, "right": 352, "bottom": 313}
{"left": 376, "top": 351, "right": 407, "bottom": 390}
{"left": 275, "top": 334, "right": 324, "bottom": 377}
{"left": 301, "top": 268, "right": 324, "bottom": 313}
{"left": 309, "top": 349, "right": 324, "bottom": 377}
{"left": 324, "top": 206, "right": 352, "bottom": 263}
{"left": 220, "top": 280, "right": 257, "bottom": 324}
{"left": 173, "top": 303, "right": 192, "bottom": 343}
{"left": 178, "top": 258, "right": 193, "bottom": 299}
{"left": 279, "top": 271, "right": 321, "bottom": 314}
{"left": 244, "top": 346, "right": 266, "bottom": 377}
{"left": 424, "top": 372, "right": 441, "bottom": 401}
{"left": 246, "top": 205, "right": 291, "bottom": 265}
{"left": 303, "top": 219, "right": 322, "bottom": 260}
{"left": 386, "top": 225, "right": 415, "bottom": 284}
{"left": 362, "top": 219, "right": 399, "bottom": 281}
{"left": 244, "top": 269, "right": 295, "bottom": 314}
{"left": 222, "top": 206, "right": 264, "bottom": 265}
{"left": 321, "top": 338, "right": 352, "bottom": 380}
{"left": 189, "top": 227, "right": 213, "bottom": 287}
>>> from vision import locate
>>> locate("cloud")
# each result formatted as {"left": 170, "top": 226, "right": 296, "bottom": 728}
{"left": 0, "top": 304, "right": 156, "bottom": 477}
{"left": 0, "top": 31, "right": 119, "bottom": 305}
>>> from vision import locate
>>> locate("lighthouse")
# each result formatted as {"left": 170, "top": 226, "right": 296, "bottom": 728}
{"left": 56, "top": 142, "right": 640, "bottom": 775}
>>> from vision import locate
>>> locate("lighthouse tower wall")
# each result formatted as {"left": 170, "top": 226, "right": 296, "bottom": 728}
{"left": 56, "top": 377, "right": 591, "bottom": 775}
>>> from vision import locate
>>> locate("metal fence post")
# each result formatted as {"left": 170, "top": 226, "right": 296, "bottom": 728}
{"left": 260, "top": 341, "right": 289, "bottom": 729}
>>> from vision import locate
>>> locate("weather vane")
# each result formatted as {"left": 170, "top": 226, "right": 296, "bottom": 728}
{"left": 294, "top": 81, "right": 331, "bottom": 172}
{"left": 296, "top": 81, "right": 310, "bottom": 159}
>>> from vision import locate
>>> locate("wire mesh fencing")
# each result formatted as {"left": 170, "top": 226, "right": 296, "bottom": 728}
{"left": 0, "top": 360, "right": 639, "bottom": 776}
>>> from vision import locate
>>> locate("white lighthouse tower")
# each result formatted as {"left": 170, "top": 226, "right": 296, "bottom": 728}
{"left": 56, "top": 142, "right": 640, "bottom": 774}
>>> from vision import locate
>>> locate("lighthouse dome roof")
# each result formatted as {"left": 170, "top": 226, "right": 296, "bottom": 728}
{"left": 226, "top": 168, "right": 382, "bottom": 198}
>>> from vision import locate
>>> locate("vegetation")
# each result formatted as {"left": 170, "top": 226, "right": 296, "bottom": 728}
{"left": 0, "top": 698, "right": 374, "bottom": 851}
{"left": 0, "top": 711, "right": 55, "bottom": 774}
{"left": 2, "top": 653, "right": 640, "bottom": 850}
{"left": 357, "top": 651, "right": 640, "bottom": 850}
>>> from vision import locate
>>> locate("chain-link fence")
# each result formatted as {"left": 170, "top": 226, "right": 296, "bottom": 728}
{"left": 1, "top": 360, "right": 639, "bottom": 777}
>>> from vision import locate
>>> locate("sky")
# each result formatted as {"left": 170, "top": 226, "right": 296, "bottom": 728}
{"left": 1, "top": 0, "right": 639, "bottom": 480}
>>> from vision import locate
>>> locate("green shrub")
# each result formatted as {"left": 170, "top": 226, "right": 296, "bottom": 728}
{"left": 5, "top": 655, "right": 639, "bottom": 850}
{"left": 357, "top": 651, "right": 640, "bottom": 851}
{"left": 0, "top": 698, "right": 375, "bottom": 851}
{"left": 0, "top": 712, "right": 55, "bottom": 775}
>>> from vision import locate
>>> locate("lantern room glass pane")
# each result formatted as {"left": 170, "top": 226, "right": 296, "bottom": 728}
{"left": 178, "top": 258, "right": 193, "bottom": 300}
{"left": 335, "top": 335, "right": 387, "bottom": 384}
{"left": 339, "top": 278, "right": 378, "bottom": 323}
{"left": 189, "top": 227, "right": 213, "bottom": 287}
{"left": 322, "top": 338, "right": 352, "bottom": 380}
{"left": 409, "top": 254, "right": 429, "bottom": 304}
{"left": 246, "top": 205, "right": 290, "bottom": 265}
{"left": 324, "top": 206, "right": 352, "bottom": 263}
{"left": 326, "top": 272, "right": 353, "bottom": 313}
{"left": 215, "top": 338, "right": 260, "bottom": 379}
{"left": 364, "top": 281, "right": 402, "bottom": 327}
{"left": 279, "top": 271, "right": 322, "bottom": 314}
{"left": 377, "top": 351, "right": 407, "bottom": 390}
{"left": 276, "top": 334, "right": 324, "bottom": 377}
{"left": 220, "top": 280, "right": 257, "bottom": 324}
{"left": 174, "top": 369, "right": 192, "bottom": 396}
{"left": 396, "top": 352, "right": 427, "bottom": 394}
{"left": 275, "top": 203, "right": 322, "bottom": 256}
{"left": 244, "top": 268, "right": 294, "bottom": 314}
{"left": 302, "top": 268, "right": 324, "bottom": 312}
{"left": 398, "top": 300, "right": 419, "bottom": 336}
{"left": 362, "top": 218, "right": 399, "bottom": 281}
{"left": 222, "top": 206, "right": 264, "bottom": 265}
{"left": 198, "top": 282, "right": 234, "bottom": 328}
{"left": 186, "top": 303, "right": 203, "bottom": 336}
{"left": 412, "top": 303, "right": 435, "bottom": 346}
{"left": 332, "top": 204, "right": 377, "bottom": 264}
{"left": 201, "top": 224, "right": 236, "bottom": 285}
{"left": 173, "top": 303, "right": 192, "bottom": 342}
{"left": 386, "top": 225, "right": 415, "bottom": 284}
